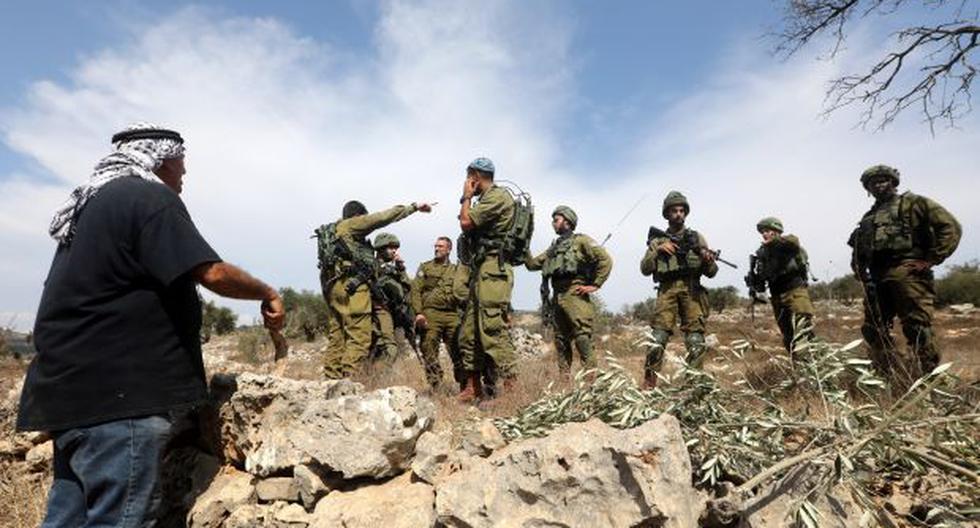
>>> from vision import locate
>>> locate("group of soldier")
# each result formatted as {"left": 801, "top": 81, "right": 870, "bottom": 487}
{"left": 317, "top": 159, "right": 962, "bottom": 401}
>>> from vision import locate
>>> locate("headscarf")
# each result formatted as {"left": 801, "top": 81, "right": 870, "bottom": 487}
{"left": 49, "top": 122, "right": 185, "bottom": 244}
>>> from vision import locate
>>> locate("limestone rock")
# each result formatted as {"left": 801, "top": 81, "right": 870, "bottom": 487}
{"left": 948, "top": 303, "right": 976, "bottom": 315}
{"left": 435, "top": 416, "right": 701, "bottom": 528}
{"left": 187, "top": 468, "right": 256, "bottom": 528}
{"left": 293, "top": 464, "right": 332, "bottom": 510}
{"left": 461, "top": 419, "right": 506, "bottom": 457}
{"left": 742, "top": 465, "right": 861, "bottom": 528}
{"left": 310, "top": 473, "right": 436, "bottom": 528}
{"left": 25, "top": 440, "right": 53, "bottom": 473}
{"left": 411, "top": 430, "right": 452, "bottom": 484}
{"left": 213, "top": 373, "right": 433, "bottom": 480}
{"left": 256, "top": 477, "right": 299, "bottom": 503}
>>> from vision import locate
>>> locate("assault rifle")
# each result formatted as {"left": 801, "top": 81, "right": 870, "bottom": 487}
{"left": 539, "top": 277, "right": 556, "bottom": 329}
{"left": 376, "top": 263, "right": 420, "bottom": 356}
{"left": 745, "top": 254, "right": 769, "bottom": 322}
{"left": 647, "top": 226, "right": 738, "bottom": 269}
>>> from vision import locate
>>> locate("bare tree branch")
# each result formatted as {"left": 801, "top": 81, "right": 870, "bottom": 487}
{"left": 774, "top": 0, "right": 979, "bottom": 130}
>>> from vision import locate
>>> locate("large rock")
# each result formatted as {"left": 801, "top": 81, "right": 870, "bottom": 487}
{"left": 435, "top": 416, "right": 701, "bottom": 528}
{"left": 215, "top": 373, "right": 434, "bottom": 480}
{"left": 187, "top": 468, "right": 256, "bottom": 528}
{"left": 310, "top": 472, "right": 436, "bottom": 528}
{"left": 741, "top": 465, "right": 862, "bottom": 528}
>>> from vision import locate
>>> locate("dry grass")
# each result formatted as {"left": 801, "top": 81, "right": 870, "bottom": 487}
{"left": 0, "top": 463, "right": 49, "bottom": 526}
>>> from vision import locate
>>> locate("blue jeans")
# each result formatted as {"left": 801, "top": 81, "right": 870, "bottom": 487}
{"left": 42, "top": 414, "right": 174, "bottom": 528}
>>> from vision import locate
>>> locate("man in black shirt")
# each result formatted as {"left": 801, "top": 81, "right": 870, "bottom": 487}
{"left": 17, "top": 122, "right": 285, "bottom": 527}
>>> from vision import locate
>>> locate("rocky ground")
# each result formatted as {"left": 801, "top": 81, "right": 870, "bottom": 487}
{"left": 1, "top": 301, "right": 978, "bottom": 527}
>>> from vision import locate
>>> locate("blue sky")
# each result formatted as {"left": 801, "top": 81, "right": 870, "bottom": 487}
{"left": 1, "top": 1, "right": 976, "bottom": 329}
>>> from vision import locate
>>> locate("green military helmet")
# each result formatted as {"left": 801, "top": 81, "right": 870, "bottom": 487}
{"left": 373, "top": 232, "right": 401, "bottom": 250}
{"left": 661, "top": 191, "right": 690, "bottom": 218}
{"left": 756, "top": 216, "right": 784, "bottom": 233}
{"left": 552, "top": 205, "right": 578, "bottom": 229}
{"left": 860, "top": 164, "right": 900, "bottom": 189}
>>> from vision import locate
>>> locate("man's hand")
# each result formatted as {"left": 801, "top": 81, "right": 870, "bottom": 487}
{"left": 415, "top": 313, "right": 428, "bottom": 329}
{"left": 573, "top": 285, "right": 598, "bottom": 296}
{"left": 657, "top": 240, "right": 678, "bottom": 256}
{"left": 462, "top": 178, "right": 479, "bottom": 199}
{"left": 261, "top": 294, "right": 285, "bottom": 331}
{"left": 415, "top": 202, "right": 433, "bottom": 213}
{"left": 701, "top": 249, "right": 717, "bottom": 263}
{"left": 903, "top": 259, "right": 932, "bottom": 273}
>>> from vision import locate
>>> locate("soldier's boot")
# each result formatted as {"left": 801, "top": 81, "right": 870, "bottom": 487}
{"left": 904, "top": 324, "right": 940, "bottom": 378}
{"left": 862, "top": 322, "right": 896, "bottom": 377}
{"left": 643, "top": 329, "right": 669, "bottom": 390}
{"left": 457, "top": 371, "right": 483, "bottom": 403}
{"left": 684, "top": 332, "right": 708, "bottom": 368}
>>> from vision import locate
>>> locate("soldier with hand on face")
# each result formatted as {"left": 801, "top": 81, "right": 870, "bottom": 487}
{"left": 526, "top": 205, "right": 613, "bottom": 377}
{"left": 411, "top": 236, "right": 465, "bottom": 390}
{"left": 848, "top": 164, "right": 961, "bottom": 380}
{"left": 640, "top": 191, "right": 718, "bottom": 388}
{"left": 746, "top": 217, "right": 817, "bottom": 355}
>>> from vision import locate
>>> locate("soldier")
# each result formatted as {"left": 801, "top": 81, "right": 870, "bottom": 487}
{"left": 319, "top": 200, "right": 431, "bottom": 379}
{"left": 640, "top": 191, "right": 718, "bottom": 388}
{"left": 457, "top": 157, "right": 518, "bottom": 402}
{"left": 526, "top": 205, "right": 613, "bottom": 374}
{"left": 371, "top": 232, "right": 415, "bottom": 362}
{"left": 848, "top": 164, "right": 961, "bottom": 380}
{"left": 746, "top": 217, "right": 817, "bottom": 354}
{"left": 411, "top": 236, "right": 464, "bottom": 390}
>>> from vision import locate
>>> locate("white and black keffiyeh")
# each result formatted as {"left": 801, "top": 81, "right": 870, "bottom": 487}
{"left": 49, "top": 122, "right": 185, "bottom": 245}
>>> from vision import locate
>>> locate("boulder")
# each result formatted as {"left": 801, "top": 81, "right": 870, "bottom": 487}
{"left": 25, "top": 440, "right": 53, "bottom": 473}
{"left": 948, "top": 303, "right": 976, "bottom": 315}
{"left": 741, "top": 465, "right": 862, "bottom": 528}
{"left": 411, "top": 430, "right": 453, "bottom": 484}
{"left": 292, "top": 464, "right": 333, "bottom": 510}
{"left": 310, "top": 473, "right": 436, "bottom": 528}
{"left": 187, "top": 468, "right": 256, "bottom": 528}
{"left": 460, "top": 419, "right": 507, "bottom": 457}
{"left": 256, "top": 477, "right": 299, "bottom": 503}
{"left": 435, "top": 415, "right": 701, "bottom": 528}
{"left": 213, "top": 373, "right": 433, "bottom": 480}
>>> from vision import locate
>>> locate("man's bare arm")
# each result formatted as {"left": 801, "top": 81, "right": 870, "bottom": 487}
{"left": 192, "top": 262, "right": 284, "bottom": 330}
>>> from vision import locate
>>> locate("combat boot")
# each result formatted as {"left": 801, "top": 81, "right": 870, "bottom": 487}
{"left": 457, "top": 372, "right": 483, "bottom": 403}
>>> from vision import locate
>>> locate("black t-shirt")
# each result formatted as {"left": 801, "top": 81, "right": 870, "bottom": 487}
{"left": 17, "top": 177, "right": 221, "bottom": 431}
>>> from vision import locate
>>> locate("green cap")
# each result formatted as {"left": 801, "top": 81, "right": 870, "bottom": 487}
{"left": 756, "top": 216, "right": 784, "bottom": 233}
{"left": 552, "top": 205, "right": 578, "bottom": 229}
{"left": 373, "top": 232, "right": 400, "bottom": 250}
{"left": 662, "top": 191, "right": 690, "bottom": 218}
{"left": 860, "top": 164, "right": 900, "bottom": 189}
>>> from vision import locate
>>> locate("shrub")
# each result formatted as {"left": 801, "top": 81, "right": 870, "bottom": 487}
{"left": 280, "top": 287, "right": 329, "bottom": 341}
{"left": 202, "top": 300, "right": 237, "bottom": 343}
{"left": 810, "top": 274, "right": 863, "bottom": 305}
{"left": 936, "top": 261, "right": 980, "bottom": 307}
{"left": 625, "top": 297, "right": 657, "bottom": 323}
{"left": 706, "top": 286, "right": 741, "bottom": 313}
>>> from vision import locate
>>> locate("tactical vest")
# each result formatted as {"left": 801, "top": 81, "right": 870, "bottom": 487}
{"left": 651, "top": 229, "right": 704, "bottom": 282}
{"left": 755, "top": 240, "right": 809, "bottom": 294}
{"left": 377, "top": 262, "right": 409, "bottom": 308}
{"left": 418, "top": 261, "right": 457, "bottom": 311}
{"left": 315, "top": 223, "right": 376, "bottom": 286}
{"left": 853, "top": 192, "right": 924, "bottom": 265}
{"left": 541, "top": 234, "right": 593, "bottom": 287}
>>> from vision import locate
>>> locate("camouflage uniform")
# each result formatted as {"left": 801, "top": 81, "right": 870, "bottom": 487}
{"left": 749, "top": 217, "right": 816, "bottom": 353}
{"left": 322, "top": 204, "right": 421, "bottom": 379}
{"left": 526, "top": 206, "right": 613, "bottom": 372}
{"left": 411, "top": 258, "right": 463, "bottom": 388}
{"left": 640, "top": 192, "right": 718, "bottom": 379}
{"left": 849, "top": 165, "right": 961, "bottom": 377}
{"left": 371, "top": 234, "right": 414, "bottom": 362}
{"left": 458, "top": 184, "right": 517, "bottom": 380}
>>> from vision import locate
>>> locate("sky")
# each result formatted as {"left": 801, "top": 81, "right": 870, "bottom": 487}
{"left": 1, "top": 0, "right": 977, "bottom": 330}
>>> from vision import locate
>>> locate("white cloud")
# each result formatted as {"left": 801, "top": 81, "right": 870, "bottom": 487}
{"left": 1, "top": 2, "right": 976, "bottom": 331}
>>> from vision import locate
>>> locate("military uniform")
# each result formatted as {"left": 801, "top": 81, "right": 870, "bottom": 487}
{"left": 372, "top": 237, "right": 414, "bottom": 362}
{"left": 321, "top": 203, "right": 421, "bottom": 379}
{"left": 748, "top": 217, "right": 816, "bottom": 353}
{"left": 459, "top": 183, "right": 517, "bottom": 380}
{"left": 640, "top": 192, "right": 718, "bottom": 381}
{"left": 526, "top": 206, "right": 613, "bottom": 372}
{"left": 411, "top": 259, "right": 463, "bottom": 388}
{"left": 849, "top": 165, "right": 961, "bottom": 377}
